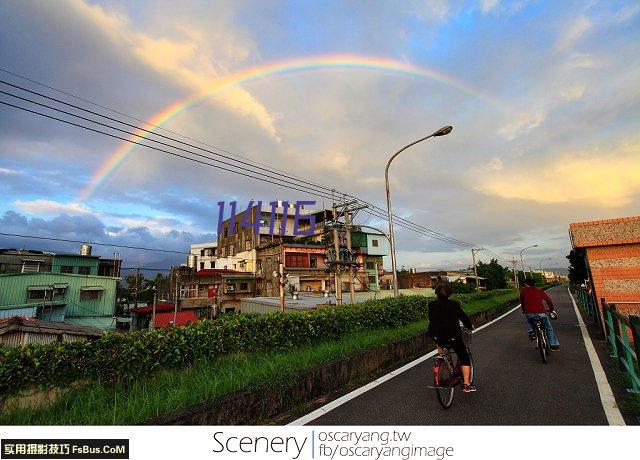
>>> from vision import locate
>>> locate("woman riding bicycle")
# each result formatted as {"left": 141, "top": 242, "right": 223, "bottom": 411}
{"left": 427, "top": 284, "right": 476, "bottom": 393}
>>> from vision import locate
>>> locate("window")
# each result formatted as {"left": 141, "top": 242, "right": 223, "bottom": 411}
{"left": 257, "top": 260, "right": 262, "bottom": 271}
{"left": 60, "top": 265, "right": 73, "bottom": 274}
{"left": 230, "top": 244, "right": 235, "bottom": 256}
{"left": 210, "top": 261, "right": 215, "bottom": 268}
{"left": 368, "top": 275, "right": 377, "bottom": 284}
{"left": 200, "top": 262, "right": 205, "bottom": 270}
{"left": 245, "top": 240, "right": 251, "bottom": 251}
{"left": 28, "top": 289, "right": 49, "bottom": 300}
{"left": 234, "top": 224, "right": 238, "bottom": 234}
{"left": 310, "top": 256, "right": 317, "bottom": 268}
{"left": 226, "top": 283, "right": 236, "bottom": 293}
{"left": 221, "top": 247, "right": 227, "bottom": 257}
{"left": 78, "top": 266, "right": 90, "bottom": 275}
{"left": 223, "top": 227, "right": 228, "bottom": 238}
{"left": 366, "top": 262, "right": 375, "bottom": 270}
{"left": 200, "top": 249, "right": 205, "bottom": 256}
{"left": 21, "top": 261, "right": 40, "bottom": 273}
{"left": 285, "top": 254, "right": 308, "bottom": 268}
{"left": 0, "top": 263, "right": 6, "bottom": 273}
{"left": 80, "top": 289, "right": 102, "bottom": 301}
{"left": 239, "top": 282, "right": 249, "bottom": 291}
{"left": 372, "top": 239, "right": 379, "bottom": 247}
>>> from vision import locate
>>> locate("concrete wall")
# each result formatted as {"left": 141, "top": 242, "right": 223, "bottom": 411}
{"left": 570, "top": 216, "right": 640, "bottom": 316}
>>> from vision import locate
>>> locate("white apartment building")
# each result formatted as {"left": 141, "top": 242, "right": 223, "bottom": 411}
{"left": 189, "top": 242, "right": 218, "bottom": 270}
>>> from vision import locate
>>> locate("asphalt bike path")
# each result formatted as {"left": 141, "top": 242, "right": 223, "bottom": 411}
{"left": 306, "top": 286, "right": 608, "bottom": 425}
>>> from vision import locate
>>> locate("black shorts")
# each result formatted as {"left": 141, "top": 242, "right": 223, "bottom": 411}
{"left": 432, "top": 336, "right": 471, "bottom": 366}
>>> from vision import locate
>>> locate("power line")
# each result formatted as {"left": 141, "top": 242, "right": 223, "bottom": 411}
{"left": 0, "top": 99, "right": 473, "bottom": 248}
{"left": 0, "top": 232, "right": 188, "bottom": 254}
{"left": 0, "top": 83, "right": 479, "bottom": 248}
{"left": 0, "top": 79, "right": 479, "bottom": 247}
{"left": 0, "top": 76, "right": 505, "bottom": 253}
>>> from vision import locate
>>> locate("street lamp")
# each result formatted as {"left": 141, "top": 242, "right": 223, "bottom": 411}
{"left": 385, "top": 125, "right": 453, "bottom": 297}
{"left": 538, "top": 257, "right": 552, "bottom": 280}
{"left": 519, "top": 245, "right": 538, "bottom": 284}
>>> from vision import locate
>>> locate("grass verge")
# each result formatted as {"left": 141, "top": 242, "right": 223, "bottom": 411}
{"left": 1, "top": 290, "right": 519, "bottom": 425}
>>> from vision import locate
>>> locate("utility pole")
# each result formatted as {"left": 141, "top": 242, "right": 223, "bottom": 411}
{"left": 471, "top": 248, "right": 482, "bottom": 291}
{"left": 173, "top": 269, "right": 179, "bottom": 325}
{"left": 332, "top": 202, "right": 343, "bottom": 305}
{"left": 134, "top": 266, "right": 140, "bottom": 310}
{"left": 278, "top": 246, "right": 285, "bottom": 311}
{"left": 151, "top": 286, "right": 157, "bottom": 330}
{"left": 345, "top": 211, "right": 356, "bottom": 304}
{"left": 510, "top": 259, "right": 520, "bottom": 289}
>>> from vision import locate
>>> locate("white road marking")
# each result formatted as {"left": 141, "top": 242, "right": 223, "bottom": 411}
{"left": 568, "top": 288, "right": 626, "bottom": 426}
{"left": 288, "top": 302, "right": 521, "bottom": 426}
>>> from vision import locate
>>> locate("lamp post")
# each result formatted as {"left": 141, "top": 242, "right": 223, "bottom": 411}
{"left": 385, "top": 125, "right": 453, "bottom": 297}
{"left": 538, "top": 257, "right": 552, "bottom": 281}
{"left": 519, "top": 245, "right": 538, "bottom": 283}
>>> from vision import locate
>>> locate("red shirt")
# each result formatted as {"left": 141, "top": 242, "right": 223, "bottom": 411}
{"left": 520, "top": 286, "right": 554, "bottom": 314}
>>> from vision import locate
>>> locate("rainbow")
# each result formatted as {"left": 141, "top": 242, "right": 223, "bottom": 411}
{"left": 79, "top": 54, "right": 505, "bottom": 200}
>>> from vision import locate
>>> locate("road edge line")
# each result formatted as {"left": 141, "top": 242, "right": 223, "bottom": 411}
{"left": 568, "top": 287, "right": 626, "bottom": 426}
{"left": 288, "top": 302, "right": 521, "bottom": 426}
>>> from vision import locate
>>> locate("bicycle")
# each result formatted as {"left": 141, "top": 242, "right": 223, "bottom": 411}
{"left": 529, "top": 311, "right": 557, "bottom": 364}
{"left": 429, "top": 328, "right": 474, "bottom": 409}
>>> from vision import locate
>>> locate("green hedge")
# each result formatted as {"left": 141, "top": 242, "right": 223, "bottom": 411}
{"left": 0, "top": 295, "right": 433, "bottom": 398}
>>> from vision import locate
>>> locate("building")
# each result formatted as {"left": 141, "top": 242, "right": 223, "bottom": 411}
{"left": 216, "top": 202, "right": 332, "bottom": 273}
{"left": 0, "top": 316, "right": 102, "bottom": 348}
{"left": 189, "top": 242, "right": 218, "bottom": 270}
{"left": 174, "top": 267, "right": 258, "bottom": 315}
{"left": 256, "top": 242, "right": 331, "bottom": 296}
{"left": 569, "top": 215, "right": 640, "bottom": 316}
{"left": 0, "top": 249, "right": 54, "bottom": 274}
{"left": 0, "top": 245, "right": 121, "bottom": 330}
{"left": 396, "top": 270, "right": 448, "bottom": 289}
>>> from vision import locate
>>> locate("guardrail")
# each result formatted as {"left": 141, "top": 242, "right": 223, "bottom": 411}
{"left": 573, "top": 286, "right": 600, "bottom": 328}
{"left": 602, "top": 300, "right": 640, "bottom": 394}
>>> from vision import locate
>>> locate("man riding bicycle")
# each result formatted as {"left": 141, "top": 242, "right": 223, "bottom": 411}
{"left": 521, "top": 277, "right": 559, "bottom": 351}
{"left": 428, "top": 284, "right": 476, "bottom": 393}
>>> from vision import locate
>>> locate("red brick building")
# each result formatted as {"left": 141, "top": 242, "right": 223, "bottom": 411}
{"left": 569, "top": 215, "right": 640, "bottom": 316}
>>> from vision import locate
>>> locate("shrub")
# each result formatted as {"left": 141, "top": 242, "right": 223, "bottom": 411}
{"left": 0, "top": 295, "right": 432, "bottom": 397}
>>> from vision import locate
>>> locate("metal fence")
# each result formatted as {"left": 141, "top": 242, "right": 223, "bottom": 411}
{"left": 602, "top": 300, "right": 640, "bottom": 394}
{"left": 573, "top": 286, "right": 600, "bottom": 328}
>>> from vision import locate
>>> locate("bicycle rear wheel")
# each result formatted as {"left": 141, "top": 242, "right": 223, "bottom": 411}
{"left": 537, "top": 329, "right": 547, "bottom": 364}
{"left": 435, "top": 357, "right": 456, "bottom": 409}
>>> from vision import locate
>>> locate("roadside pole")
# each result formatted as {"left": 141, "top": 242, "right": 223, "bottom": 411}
{"left": 345, "top": 211, "right": 356, "bottom": 304}
{"left": 332, "top": 202, "right": 343, "bottom": 305}
{"left": 511, "top": 259, "right": 519, "bottom": 289}
{"left": 471, "top": 248, "right": 480, "bottom": 291}
{"left": 279, "top": 246, "right": 285, "bottom": 311}
{"left": 151, "top": 287, "right": 157, "bottom": 330}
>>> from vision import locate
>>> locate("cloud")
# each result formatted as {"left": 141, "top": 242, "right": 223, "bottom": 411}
{"left": 473, "top": 139, "right": 640, "bottom": 207}
{"left": 13, "top": 199, "right": 92, "bottom": 216}
{"left": 480, "top": 0, "right": 500, "bottom": 14}
{"left": 560, "top": 83, "right": 586, "bottom": 102}
{"left": 556, "top": 16, "right": 591, "bottom": 50}
{"left": 68, "top": 0, "right": 279, "bottom": 139}
{"left": 422, "top": 0, "right": 452, "bottom": 20}
{"left": 497, "top": 110, "right": 546, "bottom": 140}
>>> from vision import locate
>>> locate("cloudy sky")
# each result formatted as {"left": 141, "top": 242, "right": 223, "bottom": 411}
{"left": 1, "top": 0, "right": 639, "bottom": 274}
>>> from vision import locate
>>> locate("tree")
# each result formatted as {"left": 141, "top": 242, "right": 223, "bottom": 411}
{"left": 567, "top": 249, "right": 588, "bottom": 284}
{"left": 476, "top": 259, "right": 510, "bottom": 290}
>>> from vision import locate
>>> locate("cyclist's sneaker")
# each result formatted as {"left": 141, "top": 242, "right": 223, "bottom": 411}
{"left": 550, "top": 345, "right": 560, "bottom": 352}
{"left": 528, "top": 331, "right": 537, "bottom": 341}
{"left": 462, "top": 384, "right": 477, "bottom": 393}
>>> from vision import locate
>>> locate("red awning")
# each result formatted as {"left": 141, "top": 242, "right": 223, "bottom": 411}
{"left": 153, "top": 311, "right": 199, "bottom": 328}
{"left": 129, "top": 303, "right": 175, "bottom": 315}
